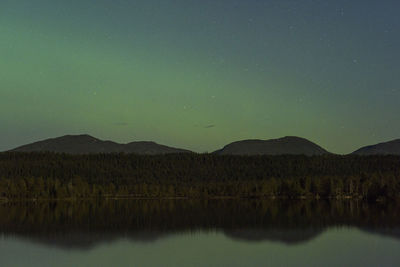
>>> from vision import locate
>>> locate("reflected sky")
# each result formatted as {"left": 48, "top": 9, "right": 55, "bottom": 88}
{"left": 1, "top": 199, "right": 400, "bottom": 266}
{"left": 1, "top": 228, "right": 400, "bottom": 267}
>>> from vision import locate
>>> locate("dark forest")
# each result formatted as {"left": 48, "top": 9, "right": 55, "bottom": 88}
{"left": 0, "top": 153, "right": 399, "bottom": 200}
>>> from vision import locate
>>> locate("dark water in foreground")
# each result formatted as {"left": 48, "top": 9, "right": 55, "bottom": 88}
{"left": 0, "top": 200, "right": 400, "bottom": 267}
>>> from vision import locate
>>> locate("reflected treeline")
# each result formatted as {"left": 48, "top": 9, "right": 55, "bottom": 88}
{"left": 1, "top": 200, "right": 400, "bottom": 249}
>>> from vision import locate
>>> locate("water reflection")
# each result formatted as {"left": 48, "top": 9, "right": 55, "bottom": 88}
{"left": 0, "top": 199, "right": 400, "bottom": 249}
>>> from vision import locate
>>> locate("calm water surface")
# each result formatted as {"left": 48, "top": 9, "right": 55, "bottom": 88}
{"left": 0, "top": 200, "right": 399, "bottom": 267}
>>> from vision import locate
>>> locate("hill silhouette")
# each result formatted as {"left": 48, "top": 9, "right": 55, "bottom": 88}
{"left": 214, "top": 136, "right": 329, "bottom": 156}
{"left": 9, "top": 135, "right": 400, "bottom": 156}
{"left": 352, "top": 139, "right": 400, "bottom": 155}
{"left": 10, "top": 134, "right": 191, "bottom": 155}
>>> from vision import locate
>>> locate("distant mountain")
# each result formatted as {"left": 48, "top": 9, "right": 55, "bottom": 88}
{"left": 352, "top": 139, "right": 400, "bottom": 155}
{"left": 214, "top": 136, "right": 329, "bottom": 156}
{"left": 10, "top": 134, "right": 191, "bottom": 155}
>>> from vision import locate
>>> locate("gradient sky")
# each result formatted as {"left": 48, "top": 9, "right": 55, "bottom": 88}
{"left": 1, "top": 0, "right": 399, "bottom": 153}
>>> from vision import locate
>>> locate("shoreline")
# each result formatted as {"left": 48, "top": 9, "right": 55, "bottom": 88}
{"left": 0, "top": 195, "right": 380, "bottom": 203}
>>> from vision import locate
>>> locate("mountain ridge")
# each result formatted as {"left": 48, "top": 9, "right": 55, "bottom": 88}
{"left": 352, "top": 139, "right": 400, "bottom": 155}
{"left": 214, "top": 136, "right": 329, "bottom": 156}
{"left": 8, "top": 134, "right": 400, "bottom": 156}
{"left": 10, "top": 134, "right": 192, "bottom": 155}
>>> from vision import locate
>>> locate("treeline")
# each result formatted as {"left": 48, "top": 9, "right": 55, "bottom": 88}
{"left": 0, "top": 152, "right": 399, "bottom": 200}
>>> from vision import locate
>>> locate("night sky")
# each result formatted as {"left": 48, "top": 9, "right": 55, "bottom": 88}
{"left": 1, "top": 0, "right": 399, "bottom": 153}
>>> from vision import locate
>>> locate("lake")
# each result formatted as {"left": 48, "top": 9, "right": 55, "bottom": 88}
{"left": 0, "top": 200, "right": 399, "bottom": 267}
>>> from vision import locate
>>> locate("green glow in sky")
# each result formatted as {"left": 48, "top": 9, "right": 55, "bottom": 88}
{"left": 1, "top": 1, "right": 399, "bottom": 153}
